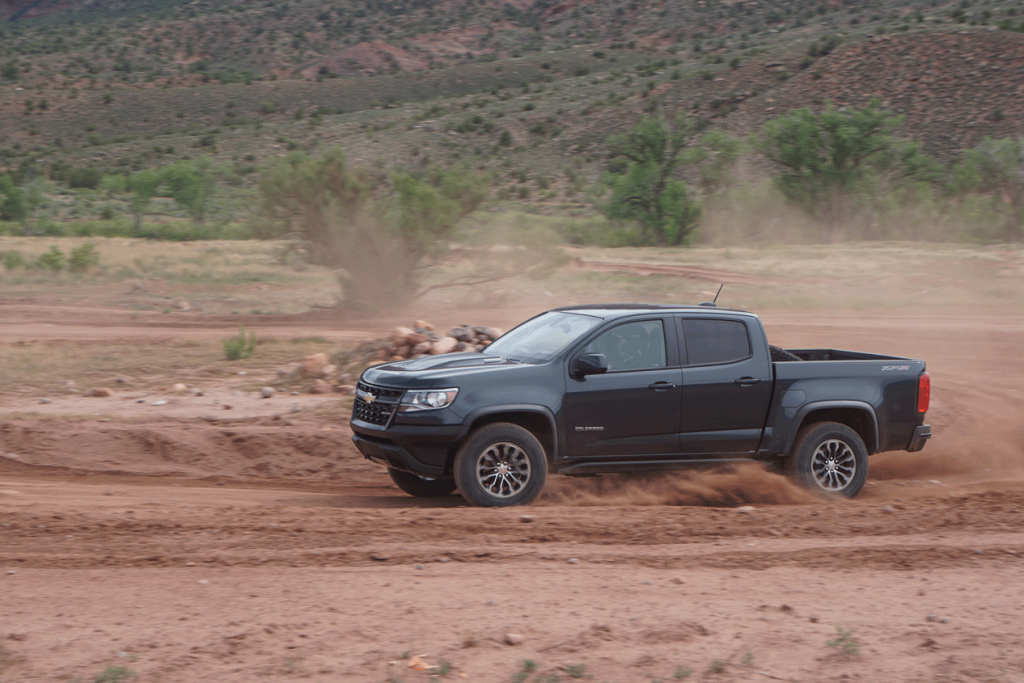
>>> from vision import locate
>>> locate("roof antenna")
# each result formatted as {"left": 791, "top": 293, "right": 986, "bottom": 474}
{"left": 699, "top": 284, "right": 724, "bottom": 307}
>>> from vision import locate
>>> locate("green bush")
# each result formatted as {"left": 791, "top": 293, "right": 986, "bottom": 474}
{"left": 68, "top": 168, "right": 103, "bottom": 189}
{"left": 36, "top": 246, "right": 66, "bottom": 272}
{"left": 223, "top": 325, "right": 256, "bottom": 360}
{"left": 1, "top": 250, "right": 25, "bottom": 270}
{"left": 68, "top": 242, "right": 100, "bottom": 272}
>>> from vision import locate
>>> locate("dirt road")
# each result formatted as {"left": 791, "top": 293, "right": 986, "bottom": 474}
{"left": 2, "top": 291, "right": 1023, "bottom": 682}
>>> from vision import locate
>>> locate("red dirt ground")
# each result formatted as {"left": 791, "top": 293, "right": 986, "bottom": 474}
{"left": 1, "top": 295, "right": 1023, "bottom": 682}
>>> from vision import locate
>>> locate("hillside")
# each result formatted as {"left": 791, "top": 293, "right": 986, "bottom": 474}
{"left": 2, "top": 0, "right": 1024, "bottom": 208}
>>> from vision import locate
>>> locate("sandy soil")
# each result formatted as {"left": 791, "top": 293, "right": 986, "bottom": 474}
{"left": 2, "top": 270, "right": 1024, "bottom": 682}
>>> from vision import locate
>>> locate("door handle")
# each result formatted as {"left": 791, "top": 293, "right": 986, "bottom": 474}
{"left": 648, "top": 381, "right": 676, "bottom": 392}
{"left": 734, "top": 377, "right": 762, "bottom": 386}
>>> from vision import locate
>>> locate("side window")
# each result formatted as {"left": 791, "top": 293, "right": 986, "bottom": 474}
{"left": 584, "top": 320, "right": 666, "bottom": 372}
{"left": 681, "top": 319, "right": 750, "bottom": 366}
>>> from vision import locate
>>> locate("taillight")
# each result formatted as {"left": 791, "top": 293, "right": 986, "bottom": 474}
{"left": 917, "top": 372, "right": 930, "bottom": 413}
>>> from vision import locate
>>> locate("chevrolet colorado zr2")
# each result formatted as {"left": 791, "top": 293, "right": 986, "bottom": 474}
{"left": 350, "top": 304, "right": 931, "bottom": 507}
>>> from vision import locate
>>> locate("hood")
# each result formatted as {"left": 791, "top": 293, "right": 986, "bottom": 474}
{"left": 361, "top": 352, "right": 530, "bottom": 388}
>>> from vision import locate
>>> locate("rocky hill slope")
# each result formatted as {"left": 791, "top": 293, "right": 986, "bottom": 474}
{"left": 2, "top": 1, "right": 1024, "bottom": 189}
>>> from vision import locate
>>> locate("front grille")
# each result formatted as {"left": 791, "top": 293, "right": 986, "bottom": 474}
{"left": 357, "top": 382, "right": 403, "bottom": 399}
{"left": 353, "top": 398, "right": 395, "bottom": 426}
{"left": 352, "top": 381, "right": 403, "bottom": 426}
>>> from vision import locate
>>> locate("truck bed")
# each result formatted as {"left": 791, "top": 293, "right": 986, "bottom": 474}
{"left": 783, "top": 348, "right": 912, "bottom": 362}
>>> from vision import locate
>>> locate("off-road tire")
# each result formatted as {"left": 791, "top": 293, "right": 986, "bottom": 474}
{"left": 453, "top": 423, "right": 548, "bottom": 507}
{"left": 387, "top": 468, "right": 457, "bottom": 497}
{"left": 786, "top": 421, "right": 869, "bottom": 499}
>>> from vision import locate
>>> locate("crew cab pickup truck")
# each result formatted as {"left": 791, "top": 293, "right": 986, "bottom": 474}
{"left": 350, "top": 304, "right": 931, "bottom": 506}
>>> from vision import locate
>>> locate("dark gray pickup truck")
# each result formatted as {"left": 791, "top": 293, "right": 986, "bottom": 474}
{"left": 351, "top": 304, "right": 931, "bottom": 506}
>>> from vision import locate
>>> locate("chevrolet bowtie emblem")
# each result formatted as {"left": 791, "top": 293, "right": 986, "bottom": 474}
{"left": 364, "top": 393, "right": 376, "bottom": 404}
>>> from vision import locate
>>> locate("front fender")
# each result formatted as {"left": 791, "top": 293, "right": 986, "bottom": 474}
{"left": 457, "top": 405, "right": 560, "bottom": 460}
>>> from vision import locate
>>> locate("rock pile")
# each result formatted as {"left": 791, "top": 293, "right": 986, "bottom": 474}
{"left": 361, "top": 321, "right": 504, "bottom": 366}
{"left": 283, "top": 321, "right": 504, "bottom": 395}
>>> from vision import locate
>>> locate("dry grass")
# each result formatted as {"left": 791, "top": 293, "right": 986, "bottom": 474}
{"left": 0, "top": 337, "right": 350, "bottom": 397}
{"left": 0, "top": 236, "right": 1020, "bottom": 401}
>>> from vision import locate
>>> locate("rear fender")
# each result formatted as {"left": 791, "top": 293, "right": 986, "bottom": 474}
{"left": 782, "top": 401, "right": 879, "bottom": 455}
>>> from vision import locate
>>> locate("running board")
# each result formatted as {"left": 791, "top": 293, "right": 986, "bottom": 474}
{"left": 554, "top": 457, "right": 759, "bottom": 475}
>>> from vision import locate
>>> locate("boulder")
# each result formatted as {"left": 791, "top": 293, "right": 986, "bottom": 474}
{"left": 310, "top": 380, "right": 331, "bottom": 394}
{"left": 83, "top": 388, "right": 114, "bottom": 398}
{"left": 449, "top": 326, "right": 477, "bottom": 342}
{"left": 414, "top": 319, "right": 434, "bottom": 331}
{"left": 430, "top": 336, "right": 459, "bottom": 355}
{"left": 412, "top": 341, "right": 433, "bottom": 355}
{"left": 302, "top": 353, "right": 330, "bottom": 377}
{"left": 406, "top": 332, "right": 429, "bottom": 345}
{"left": 390, "top": 326, "right": 414, "bottom": 345}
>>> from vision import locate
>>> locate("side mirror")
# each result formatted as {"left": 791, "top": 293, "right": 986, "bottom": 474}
{"left": 573, "top": 353, "right": 609, "bottom": 378}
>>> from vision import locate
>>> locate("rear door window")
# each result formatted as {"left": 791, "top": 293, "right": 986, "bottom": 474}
{"left": 681, "top": 319, "right": 751, "bottom": 366}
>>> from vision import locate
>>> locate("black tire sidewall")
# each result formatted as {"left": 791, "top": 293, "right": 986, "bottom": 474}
{"left": 387, "top": 468, "right": 457, "bottom": 497}
{"left": 453, "top": 423, "right": 548, "bottom": 507}
{"left": 788, "top": 422, "right": 868, "bottom": 499}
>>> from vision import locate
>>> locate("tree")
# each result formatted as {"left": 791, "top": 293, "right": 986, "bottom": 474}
{"left": 0, "top": 175, "right": 27, "bottom": 222}
{"left": 949, "top": 137, "right": 1024, "bottom": 241}
{"left": 255, "top": 148, "right": 488, "bottom": 308}
{"left": 126, "top": 169, "right": 162, "bottom": 233}
{"left": 603, "top": 114, "right": 702, "bottom": 245}
{"left": 689, "top": 129, "right": 742, "bottom": 195}
{"left": 760, "top": 99, "right": 938, "bottom": 240}
{"left": 162, "top": 157, "right": 217, "bottom": 223}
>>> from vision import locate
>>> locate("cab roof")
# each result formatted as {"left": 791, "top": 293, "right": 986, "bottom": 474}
{"left": 549, "top": 303, "right": 756, "bottom": 320}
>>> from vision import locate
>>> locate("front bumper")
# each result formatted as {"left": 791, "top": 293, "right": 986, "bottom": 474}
{"left": 350, "top": 421, "right": 463, "bottom": 478}
{"left": 906, "top": 424, "right": 931, "bottom": 453}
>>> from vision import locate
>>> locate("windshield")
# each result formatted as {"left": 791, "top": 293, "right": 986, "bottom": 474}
{"left": 484, "top": 311, "right": 602, "bottom": 364}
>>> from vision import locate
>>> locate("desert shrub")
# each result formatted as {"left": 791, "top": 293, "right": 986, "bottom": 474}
{"left": 35, "top": 246, "right": 65, "bottom": 271}
{"left": 807, "top": 34, "right": 841, "bottom": 58}
{"left": 1, "top": 250, "right": 26, "bottom": 270}
{"left": 68, "top": 167, "right": 102, "bottom": 189}
{"left": 223, "top": 325, "right": 256, "bottom": 360}
{"left": 68, "top": 242, "right": 100, "bottom": 272}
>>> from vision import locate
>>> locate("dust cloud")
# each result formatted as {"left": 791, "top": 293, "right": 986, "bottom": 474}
{"left": 540, "top": 463, "right": 815, "bottom": 507}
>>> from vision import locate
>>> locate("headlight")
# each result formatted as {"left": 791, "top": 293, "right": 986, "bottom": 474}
{"left": 398, "top": 388, "right": 459, "bottom": 412}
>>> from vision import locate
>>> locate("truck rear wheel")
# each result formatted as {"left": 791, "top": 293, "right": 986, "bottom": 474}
{"left": 453, "top": 423, "right": 547, "bottom": 507}
{"left": 387, "top": 468, "right": 457, "bottom": 497}
{"left": 787, "top": 422, "right": 868, "bottom": 499}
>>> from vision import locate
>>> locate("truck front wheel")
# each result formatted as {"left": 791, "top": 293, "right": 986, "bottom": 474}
{"left": 453, "top": 423, "right": 548, "bottom": 507}
{"left": 388, "top": 468, "right": 457, "bottom": 497}
{"left": 787, "top": 422, "right": 869, "bottom": 499}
